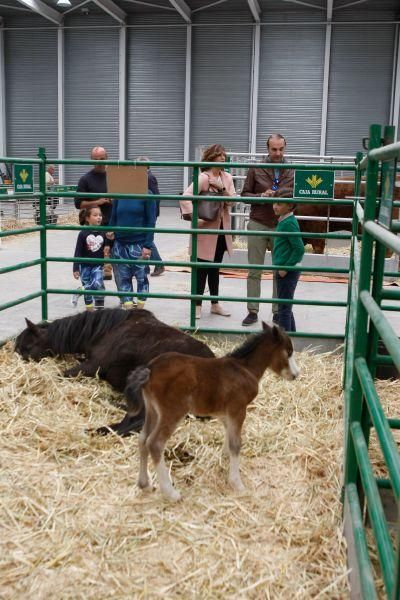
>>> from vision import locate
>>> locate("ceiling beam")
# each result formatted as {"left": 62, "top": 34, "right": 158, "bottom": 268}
{"left": 279, "top": 0, "right": 325, "bottom": 10}
{"left": 92, "top": 0, "right": 127, "bottom": 24}
{"left": 247, "top": 0, "right": 261, "bottom": 22}
{"left": 15, "top": 0, "right": 63, "bottom": 25}
{"left": 332, "top": 0, "right": 370, "bottom": 10}
{"left": 168, "top": 0, "right": 191, "bottom": 23}
{"left": 192, "top": 0, "right": 229, "bottom": 12}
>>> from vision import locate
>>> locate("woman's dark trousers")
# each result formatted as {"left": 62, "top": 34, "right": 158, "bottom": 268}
{"left": 196, "top": 233, "right": 227, "bottom": 306}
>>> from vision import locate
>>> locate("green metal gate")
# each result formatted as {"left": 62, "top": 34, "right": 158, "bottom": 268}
{"left": 344, "top": 124, "right": 400, "bottom": 599}
{"left": 0, "top": 151, "right": 360, "bottom": 339}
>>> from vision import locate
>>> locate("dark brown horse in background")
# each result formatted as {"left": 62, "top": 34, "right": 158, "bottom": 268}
{"left": 125, "top": 322, "right": 299, "bottom": 501}
{"left": 297, "top": 178, "right": 400, "bottom": 254}
{"left": 15, "top": 308, "right": 214, "bottom": 435}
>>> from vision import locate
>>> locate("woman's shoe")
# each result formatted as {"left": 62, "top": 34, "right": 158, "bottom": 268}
{"left": 195, "top": 306, "right": 202, "bottom": 319}
{"left": 210, "top": 303, "right": 231, "bottom": 317}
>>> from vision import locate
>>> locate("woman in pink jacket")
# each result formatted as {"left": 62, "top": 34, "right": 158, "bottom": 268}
{"left": 180, "top": 144, "right": 235, "bottom": 319}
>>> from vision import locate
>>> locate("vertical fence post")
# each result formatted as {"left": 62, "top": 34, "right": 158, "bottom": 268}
{"left": 343, "top": 152, "right": 363, "bottom": 384}
{"left": 343, "top": 152, "right": 364, "bottom": 471}
{"left": 37, "top": 147, "right": 48, "bottom": 321}
{"left": 367, "top": 126, "right": 396, "bottom": 383}
{"left": 190, "top": 165, "right": 199, "bottom": 326}
{"left": 344, "top": 124, "right": 382, "bottom": 490}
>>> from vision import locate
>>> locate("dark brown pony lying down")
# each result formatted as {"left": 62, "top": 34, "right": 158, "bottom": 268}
{"left": 14, "top": 308, "right": 214, "bottom": 435}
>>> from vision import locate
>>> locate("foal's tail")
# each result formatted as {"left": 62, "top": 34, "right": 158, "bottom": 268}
{"left": 124, "top": 366, "right": 151, "bottom": 416}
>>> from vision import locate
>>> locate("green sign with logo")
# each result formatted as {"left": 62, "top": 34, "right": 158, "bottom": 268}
{"left": 294, "top": 170, "right": 334, "bottom": 199}
{"left": 14, "top": 164, "right": 34, "bottom": 193}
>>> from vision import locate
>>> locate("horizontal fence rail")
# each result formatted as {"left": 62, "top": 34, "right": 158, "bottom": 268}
{"left": 1, "top": 150, "right": 398, "bottom": 345}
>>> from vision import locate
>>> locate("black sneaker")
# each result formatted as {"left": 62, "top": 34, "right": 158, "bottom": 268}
{"left": 242, "top": 312, "right": 258, "bottom": 326}
{"left": 151, "top": 266, "right": 165, "bottom": 277}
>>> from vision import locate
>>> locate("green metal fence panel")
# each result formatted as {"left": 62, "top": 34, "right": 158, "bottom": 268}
{"left": 343, "top": 124, "right": 400, "bottom": 598}
{"left": 346, "top": 482, "right": 378, "bottom": 600}
{"left": 0, "top": 152, "right": 361, "bottom": 341}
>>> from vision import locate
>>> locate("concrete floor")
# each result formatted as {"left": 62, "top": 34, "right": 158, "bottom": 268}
{"left": 1, "top": 207, "right": 400, "bottom": 345}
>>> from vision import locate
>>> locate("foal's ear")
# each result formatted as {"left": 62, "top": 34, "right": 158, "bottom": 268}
{"left": 25, "top": 318, "right": 40, "bottom": 335}
{"left": 271, "top": 324, "right": 284, "bottom": 342}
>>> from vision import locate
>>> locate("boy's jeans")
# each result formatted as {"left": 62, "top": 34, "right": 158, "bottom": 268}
{"left": 274, "top": 270, "right": 300, "bottom": 332}
{"left": 112, "top": 240, "right": 150, "bottom": 304}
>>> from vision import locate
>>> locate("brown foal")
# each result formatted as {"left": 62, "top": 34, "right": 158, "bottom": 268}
{"left": 125, "top": 322, "right": 299, "bottom": 501}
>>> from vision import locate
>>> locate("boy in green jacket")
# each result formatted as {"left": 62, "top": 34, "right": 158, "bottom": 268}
{"left": 272, "top": 201, "right": 305, "bottom": 332}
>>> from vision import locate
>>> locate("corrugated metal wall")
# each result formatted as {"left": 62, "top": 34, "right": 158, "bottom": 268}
{"left": 326, "top": 24, "right": 396, "bottom": 155}
{"left": 190, "top": 25, "right": 253, "bottom": 159}
{"left": 257, "top": 25, "right": 325, "bottom": 154}
{"left": 127, "top": 26, "right": 186, "bottom": 194}
{"left": 64, "top": 14, "right": 119, "bottom": 183}
{"left": 5, "top": 25, "right": 58, "bottom": 159}
{"left": 2, "top": 2, "right": 399, "bottom": 179}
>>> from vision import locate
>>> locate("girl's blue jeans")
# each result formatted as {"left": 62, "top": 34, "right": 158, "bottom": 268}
{"left": 79, "top": 264, "right": 105, "bottom": 307}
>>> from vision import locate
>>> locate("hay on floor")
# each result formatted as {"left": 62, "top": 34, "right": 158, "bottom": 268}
{"left": 0, "top": 339, "right": 352, "bottom": 597}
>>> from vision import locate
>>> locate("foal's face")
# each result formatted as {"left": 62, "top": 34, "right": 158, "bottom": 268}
{"left": 270, "top": 328, "right": 299, "bottom": 381}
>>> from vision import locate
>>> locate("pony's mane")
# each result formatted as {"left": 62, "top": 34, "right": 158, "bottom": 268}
{"left": 46, "top": 308, "right": 131, "bottom": 354}
{"left": 228, "top": 329, "right": 272, "bottom": 359}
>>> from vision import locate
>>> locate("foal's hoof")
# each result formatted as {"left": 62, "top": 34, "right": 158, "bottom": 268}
{"left": 163, "top": 489, "right": 181, "bottom": 502}
{"left": 93, "top": 425, "right": 114, "bottom": 436}
{"left": 138, "top": 482, "right": 153, "bottom": 493}
{"left": 230, "top": 480, "right": 246, "bottom": 493}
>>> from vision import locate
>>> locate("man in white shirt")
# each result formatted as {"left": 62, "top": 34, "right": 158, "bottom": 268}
{"left": 46, "top": 164, "right": 55, "bottom": 187}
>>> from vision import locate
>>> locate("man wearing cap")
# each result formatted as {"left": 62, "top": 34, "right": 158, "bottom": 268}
{"left": 241, "top": 134, "right": 294, "bottom": 326}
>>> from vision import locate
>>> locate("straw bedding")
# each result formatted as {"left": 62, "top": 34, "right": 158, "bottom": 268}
{"left": 0, "top": 339, "right": 351, "bottom": 598}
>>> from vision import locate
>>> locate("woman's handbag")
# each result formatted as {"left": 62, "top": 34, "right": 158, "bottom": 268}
{"left": 197, "top": 189, "right": 222, "bottom": 221}
{"left": 197, "top": 175, "right": 224, "bottom": 221}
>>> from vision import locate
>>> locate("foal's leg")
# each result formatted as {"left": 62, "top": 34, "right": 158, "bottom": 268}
{"left": 147, "top": 418, "right": 181, "bottom": 502}
{"left": 226, "top": 410, "right": 247, "bottom": 492}
{"left": 137, "top": 404, "right": 157, "bottom": 491}
{"left": 64, "top": 359, "right": 97, "bottom": 379}
{"left": 219, "top": 416, "right": 229, "bottom": 456}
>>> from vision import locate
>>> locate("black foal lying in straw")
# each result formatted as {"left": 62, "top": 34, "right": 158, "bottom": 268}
{"left": 124, "top": 322, "right": 299, "bottom": 501}
{"left": 14, "top": 308, "right": 214, "bottom": 435}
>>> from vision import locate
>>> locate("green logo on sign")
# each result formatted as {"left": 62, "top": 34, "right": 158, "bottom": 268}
{"left": 294, "top": 170, "right": 334, "bottom": 199}
{"left": 14, "top": 164, "right": 34, "bottom": 193}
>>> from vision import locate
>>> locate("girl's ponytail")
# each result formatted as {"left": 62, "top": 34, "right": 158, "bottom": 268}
{"left": 79, "top": 208, "right": 88, "bottom": 225}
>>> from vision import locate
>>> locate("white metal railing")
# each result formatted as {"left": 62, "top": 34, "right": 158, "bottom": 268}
{"left": 226, "top": 151, "right": 356, "bottom": 198}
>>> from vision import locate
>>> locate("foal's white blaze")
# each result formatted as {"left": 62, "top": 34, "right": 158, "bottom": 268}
{"left": 281, "top": 353, "right": 300, "bottom": 380}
